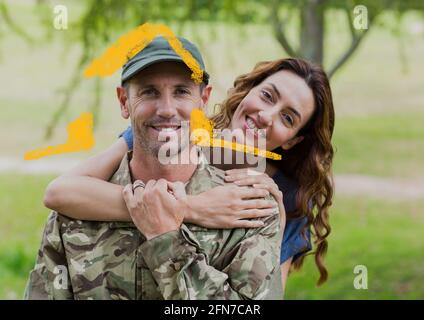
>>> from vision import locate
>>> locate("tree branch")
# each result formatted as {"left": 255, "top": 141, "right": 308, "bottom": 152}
{"left": 0, "top": 1, "right": 32, "bottom": 43}
{"left": 270, "top": 0, "right": 298, "bottom": 57}
{"left": 328, "top": 13, "right": 376, "bottom": 78}
{"left": 44, "top": 53, "right": 89, "bottom": 139}
{"left": 344, "top": 6, "right": 356, "bottom": 39}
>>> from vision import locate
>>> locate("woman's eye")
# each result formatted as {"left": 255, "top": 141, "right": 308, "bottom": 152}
{"left": 281, "top": 113, "right": 294, "bottom": 126}
{"left": 261, "top": 90, "right": 273, "bottom": 102}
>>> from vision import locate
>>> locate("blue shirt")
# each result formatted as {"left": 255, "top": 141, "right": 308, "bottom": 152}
{"left": 120, "top": 126, "right": 311, "bottom": 264}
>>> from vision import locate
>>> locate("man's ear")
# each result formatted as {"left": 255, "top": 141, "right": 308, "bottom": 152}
{"left": 281, "top": 135, "right": 304, "bottom": 150}
{"left": 200, "top": 85, "right": 212, "bottom": 112}
{"left": 117, "top": 86, "right": 130, "bottom": 119}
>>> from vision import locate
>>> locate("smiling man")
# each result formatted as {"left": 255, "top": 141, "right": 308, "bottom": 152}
{"left": 24, "top": 36, "right": 283, "bottom": 300}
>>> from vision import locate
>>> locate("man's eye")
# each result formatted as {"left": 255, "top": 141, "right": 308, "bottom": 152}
{"left": 281, "top": 113, "right": 294, "bottom": 126}
{"left": 141, "top": 89, "right": 157, "bottom": 96}
{"left": 261, "top": 90, "right": 273, "bottom": 102}
{"left": 175, "top": 88, "right": 189, "bottom": 95}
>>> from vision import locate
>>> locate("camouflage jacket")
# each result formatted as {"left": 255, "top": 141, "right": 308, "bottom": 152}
{"left": 25, "top": 151, "right": 283, "bottom": 300}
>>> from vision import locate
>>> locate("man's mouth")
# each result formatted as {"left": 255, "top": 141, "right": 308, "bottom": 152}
{"left": 245, "top": 116, "right": 266, "bottom": 139}
{"left": 148, "top": 124, "right": 182, "bottom": 132}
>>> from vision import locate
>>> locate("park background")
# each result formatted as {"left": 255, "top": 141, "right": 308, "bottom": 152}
{"left": 0, "top": 0, "right": 423, "bottom": 299}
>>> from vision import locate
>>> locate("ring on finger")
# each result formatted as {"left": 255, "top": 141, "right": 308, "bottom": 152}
{"left": 133, "top": 181, "right": 146, "bottom": 192}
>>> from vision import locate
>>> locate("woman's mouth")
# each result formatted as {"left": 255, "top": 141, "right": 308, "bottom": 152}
{"left": 244, "top": 116, "right": 266, "bottom": 139}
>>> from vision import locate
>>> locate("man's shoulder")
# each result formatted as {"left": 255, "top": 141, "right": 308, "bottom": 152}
{"left": 47, "top": 211, "right": 127, "bottom": 236}
{"left": 186, "top": 161, "right": 227, "bottom": 195}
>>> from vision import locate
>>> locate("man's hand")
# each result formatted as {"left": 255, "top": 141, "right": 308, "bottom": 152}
{"left": 122, "top": 179, "right": 187, "bottom": 240}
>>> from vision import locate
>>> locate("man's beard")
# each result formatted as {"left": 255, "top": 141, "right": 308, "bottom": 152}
{"left": 132, "top": 117, "right": 189, "bottom": 159}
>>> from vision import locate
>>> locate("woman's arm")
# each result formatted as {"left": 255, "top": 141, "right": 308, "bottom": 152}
{"left": 43, "top": 138, "right": 131, "bottom": 221}
{"left": 44, "top": 132, "right": 283, "bottom": 226}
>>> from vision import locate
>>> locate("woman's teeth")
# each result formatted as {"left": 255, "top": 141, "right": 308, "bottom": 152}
{"left": 246, "top": 118, "right": 266, "bottom": 138}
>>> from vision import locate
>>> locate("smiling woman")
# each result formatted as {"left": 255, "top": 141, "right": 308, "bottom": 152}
{"left": 211, "top": 58, "right": 335, "bottom": 285}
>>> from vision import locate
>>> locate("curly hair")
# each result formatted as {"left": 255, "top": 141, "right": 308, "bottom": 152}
{"left": 211, "top": 58, "right": 335, "bottom": 285}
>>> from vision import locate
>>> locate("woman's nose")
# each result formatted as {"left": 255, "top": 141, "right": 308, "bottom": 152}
{"left": 257, "top": 110, "right": 273, "bottom": 128}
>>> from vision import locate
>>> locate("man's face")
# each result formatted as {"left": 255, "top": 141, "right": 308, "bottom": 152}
{"left": 118, "top": 62, "right": 211, "bottom": 158}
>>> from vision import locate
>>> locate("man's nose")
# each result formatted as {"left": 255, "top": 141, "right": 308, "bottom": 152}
{"left": 257, "top": 110, "right": 274, "bottom": 128}
{"left": 156, "top": 94, "right": 177, "bottom": 118}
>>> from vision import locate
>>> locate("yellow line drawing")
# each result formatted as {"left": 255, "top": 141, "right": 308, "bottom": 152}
{"left": 190, "top": 109, "right": 282, "bottom": 160}
{"left": 83, "top": 23, "right": 203, "bottom": 84}
{"left": 26, "top": 23, "right": 279, "bottom": 161}
{"left": 24, "top": 112, "right": 94, "bottom": 160}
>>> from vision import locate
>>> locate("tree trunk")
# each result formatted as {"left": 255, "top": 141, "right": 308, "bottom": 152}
{"left": 300, "top": 0, "right": 324, "bottom": 65}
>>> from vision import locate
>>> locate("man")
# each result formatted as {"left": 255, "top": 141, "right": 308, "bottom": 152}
{"left": 25, "top": 36, "right": 283, "bottom": 300}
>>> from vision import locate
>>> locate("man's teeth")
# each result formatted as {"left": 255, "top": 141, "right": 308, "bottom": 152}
{"left": 152, "top": 126, "right": 180, "bottom": 132}
{"left": 159, "top": 127, "right": 178, "bottom": 132}
{"left": 246, "top": 118, "right": 266, "bottom": 138}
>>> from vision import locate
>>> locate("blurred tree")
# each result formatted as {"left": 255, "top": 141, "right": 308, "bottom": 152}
{"left": 2, "top": 0, "right": 422, "bottom": 136}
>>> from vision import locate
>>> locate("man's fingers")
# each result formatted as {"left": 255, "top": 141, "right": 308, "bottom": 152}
{"left": 168, "top": 181, "right": 186, "bottom": 199}
{"left": 143, "top": 180, "right": 156, "bottom": 192}
{"left": 155, "top": 178, "right": 168, "bottom": 190}
{"left": 122, "top": 184, "right": 135, "bottom": 209}
{"left": 133, "top": 180, "right": 145, "bottom": 199}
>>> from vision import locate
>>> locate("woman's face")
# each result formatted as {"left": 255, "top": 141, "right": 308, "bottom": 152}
{"left": 230, "top": 70, "right": 316, "bottom": 151}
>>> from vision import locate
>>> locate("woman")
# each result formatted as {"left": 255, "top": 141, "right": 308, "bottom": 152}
{"left": 44, "top": 58, "right": 335, "bottom": 290}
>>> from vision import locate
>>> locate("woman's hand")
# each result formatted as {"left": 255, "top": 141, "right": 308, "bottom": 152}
{"left": 224, "top": 168, "right": 286, "bottom": 230}
{"left": 185, "top": 184, "right": 278, "bottom": 229}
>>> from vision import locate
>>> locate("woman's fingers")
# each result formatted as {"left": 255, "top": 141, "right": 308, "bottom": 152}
{"left": 238, "top": 208, "right": 276, "bottom": 219}
{"left": 224, "top": 168, "right": 262, "bottom": 182}
{"left": 232, "top": 176, "right": 274, "bottom": 186}
{"left": 253, "top": 184, "right": 286, "bottom": 229}
{"left": 231, "top": 219, "right": 265, "bottom": 229}
{"left": 237, "top": 186, "right": 270, "bottom": 199}
{"left": 253, "top": 183, "right": 283, "bottom": 202}
{"left": 225, "top": 168, "right": 259, "bottom": 176}
{"left": 240, "top": 199, "right": 277, "bottom": 210}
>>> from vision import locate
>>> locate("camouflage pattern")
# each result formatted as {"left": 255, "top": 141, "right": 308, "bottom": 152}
{"left": 25, "top": 151, "right": 283, "bottom": 300}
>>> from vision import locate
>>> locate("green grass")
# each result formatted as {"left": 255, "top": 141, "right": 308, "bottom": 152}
{"left": 0, "top": 173, "right": 423, "bottom": 299}
{"left": 0, "top": 174, "right": 55, "bottom": 299}
{"left": 333, "top": 112, "right": 424, "bottom": 177}
{"left": 285, "top": 196, "right": 424, "bottom": 299}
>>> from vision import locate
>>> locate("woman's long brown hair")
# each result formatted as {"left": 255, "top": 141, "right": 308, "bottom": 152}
{"left": 211, "top": 58, "right": 335, "bottom": 285}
